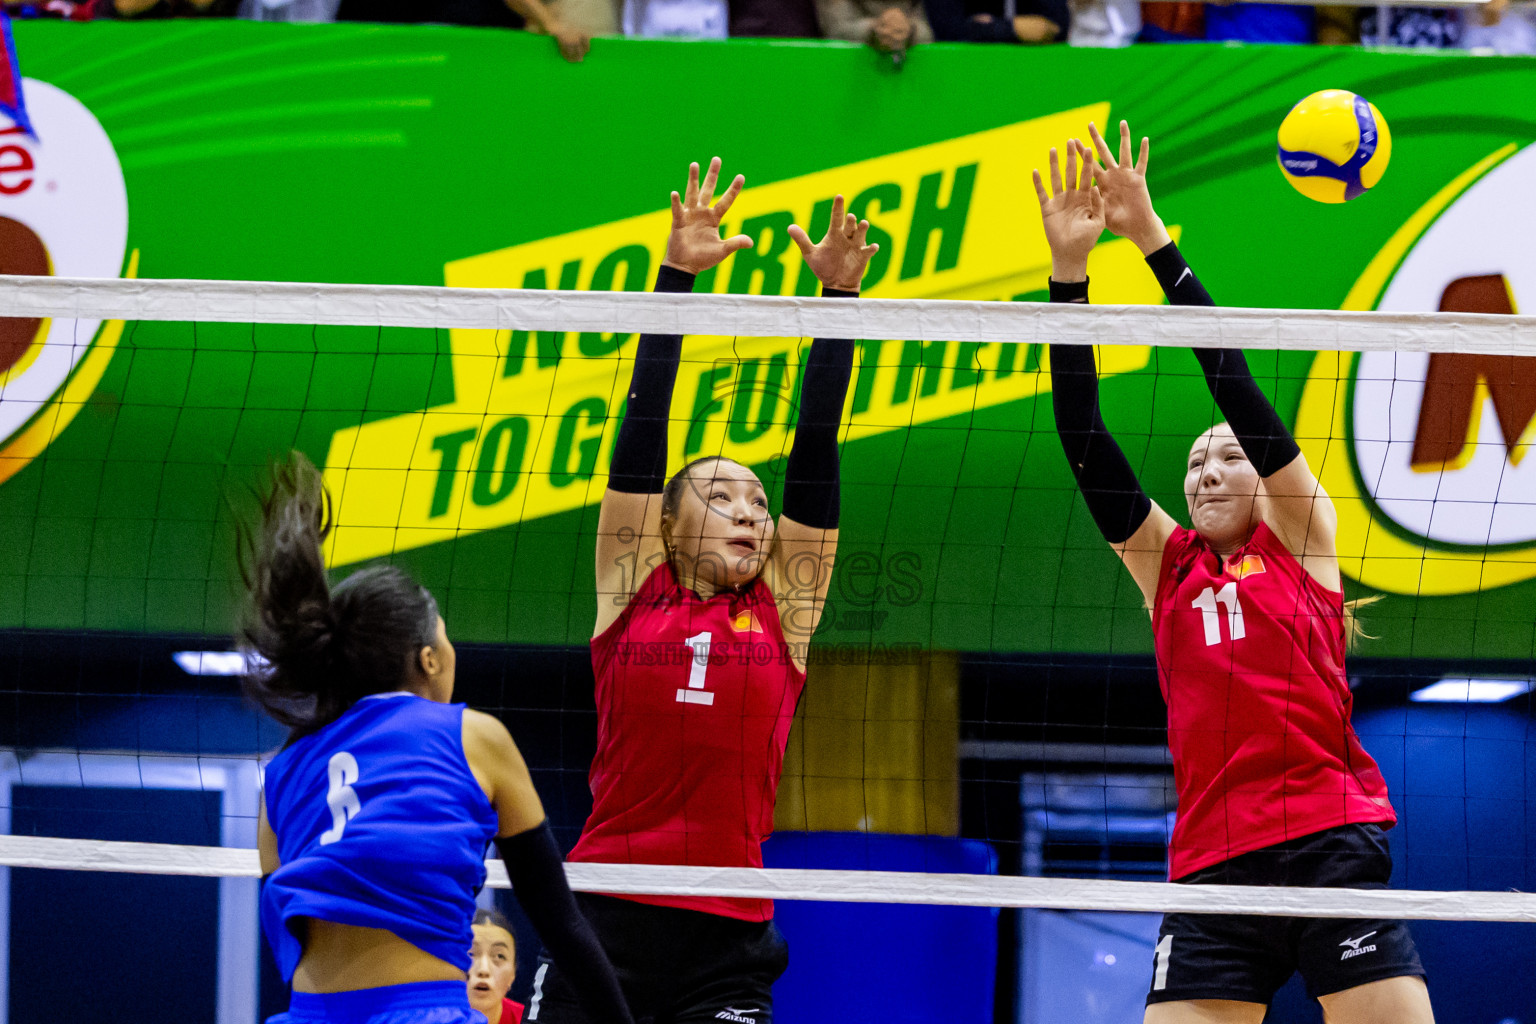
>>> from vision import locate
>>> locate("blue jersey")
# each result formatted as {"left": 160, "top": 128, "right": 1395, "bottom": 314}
{"left": 261, "top": 693, "right": 500, "bottom": 981}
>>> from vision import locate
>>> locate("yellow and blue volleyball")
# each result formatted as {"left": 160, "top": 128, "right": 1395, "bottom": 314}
{"left": 1277, "top": 90, "right": 1392, "bottom": 203}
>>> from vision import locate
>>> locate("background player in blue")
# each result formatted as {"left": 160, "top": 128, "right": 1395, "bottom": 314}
{"left": 245, "top": 455, "right": 636, "bottom": 1024}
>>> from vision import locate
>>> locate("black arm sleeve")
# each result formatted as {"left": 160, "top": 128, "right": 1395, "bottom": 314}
{"left": 1047, "top": 277, "right": 1153, "bottom": 545}
{"left": 607, "top": 265, "right": 695, "bottom": 494}
{"left": 780, "top": 286, "right": 856, "bottom": 530}
{"left": 496, "top": 823, "right": 635, "bottom": 1024}
{"left": 1145, "top": 242, "right": 1301, "bottom": 477}
{"left": 1144, "top": 240, "right": 1215, "bottom": 308}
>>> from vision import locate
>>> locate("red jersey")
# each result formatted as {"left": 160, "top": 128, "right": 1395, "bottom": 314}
{"left": 568, "top": 561, "right": 806, "bottom": 920}
{"left": 499, "top": 999, "right": 524, "bottom": 1024}
{"left": 1153, "top": 522, "right": 1394, "bottom": 881}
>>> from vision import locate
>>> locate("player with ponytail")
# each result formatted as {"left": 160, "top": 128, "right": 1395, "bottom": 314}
{"left": 245, "top": 455, "right": 633, "bottom": 1024}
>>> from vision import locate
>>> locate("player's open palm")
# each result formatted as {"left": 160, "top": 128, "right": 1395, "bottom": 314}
{"left": 1033, "top": 143, "right": 1104, "bottom": 270}
{"left": 787, "top": 194, "right": 880, "bottom": 292}
{"left": 664, "top": 158, "right": 753, "bottom": 276}
{"left": 1085, "top": 122, "right": 1163, "bottom": 249}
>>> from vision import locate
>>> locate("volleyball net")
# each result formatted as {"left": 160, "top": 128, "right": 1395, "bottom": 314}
{"left": 3, "top": 275, "right": 1535, "bottom": 1019}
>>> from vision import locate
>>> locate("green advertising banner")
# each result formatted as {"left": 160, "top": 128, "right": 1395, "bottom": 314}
{"left": 4, "top": 23, "right": 1536, "bottom": 658}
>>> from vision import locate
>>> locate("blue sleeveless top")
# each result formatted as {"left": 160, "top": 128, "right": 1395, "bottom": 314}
{"left": 261, "top": 692, "right": 500, "bottom": 981}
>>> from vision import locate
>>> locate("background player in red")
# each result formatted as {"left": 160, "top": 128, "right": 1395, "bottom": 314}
{"left": 526, "top": 158, "right": 876, "bottom": 1024}
{"left": 468, "top": 909, "right": 524, "bottom": 1024}
{"left": 1035, "top": 123, "right": 1435, "bottom": 1024}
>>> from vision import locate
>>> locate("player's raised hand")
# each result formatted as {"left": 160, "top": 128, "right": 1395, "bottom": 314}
{"left": 1033, "top": 142, "right": 1104, "bottom": 281}
{"left": 664, "top": 158, "right": 754, "bottom": 276}
{"left": 787, "top": 194, "right": 880, "bottom": 293}
{"left": 1084, "top": 121, "right": 1171, "bottom": 255}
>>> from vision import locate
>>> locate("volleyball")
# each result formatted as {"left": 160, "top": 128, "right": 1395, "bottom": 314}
{"left": 1277, "top": 89, "right": 1392, "bottom": 203}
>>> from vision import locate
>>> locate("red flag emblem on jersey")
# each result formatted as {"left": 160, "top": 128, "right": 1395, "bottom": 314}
{"left": 1227, "top": 554, "right": 1266, "bottom": 580}
{"left": 731, "top": 609, "right": 764, "bottom": 634}
{"left": 0, "top": 10, "right": 34, "bottom": 139}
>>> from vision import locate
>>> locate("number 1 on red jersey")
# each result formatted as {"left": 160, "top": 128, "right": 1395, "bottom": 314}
{"left": 677, "top": 630, "right": 716, "bottom": 706}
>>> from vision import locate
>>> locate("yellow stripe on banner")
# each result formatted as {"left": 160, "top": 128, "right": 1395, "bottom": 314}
{"left": 323, "top": 109, "right": 1187, "bottom": 566}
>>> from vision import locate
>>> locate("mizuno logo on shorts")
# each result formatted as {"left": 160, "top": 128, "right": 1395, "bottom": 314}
{"left": 715, "top": 1009, "right": 759, "bottom": 1023}
{"left": 1339, "top": 931, "right": 1379, "bottom": 959}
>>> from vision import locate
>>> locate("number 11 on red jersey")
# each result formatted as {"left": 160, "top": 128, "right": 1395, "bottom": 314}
{"left": 1191, "top": 582, "right": 1245, "bottom": 646}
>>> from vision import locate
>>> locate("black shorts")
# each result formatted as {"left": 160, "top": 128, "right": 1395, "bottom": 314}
{"left": 1146, "top": 823, "right": 1426, "bottom": 1005}
{"left": 527, "top": 894, "right": 789, "bottom": 1024}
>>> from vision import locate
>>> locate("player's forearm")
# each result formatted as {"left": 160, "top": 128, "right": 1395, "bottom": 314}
{"left": 608, "top": 266, "right": 693, "bottom": 494}
{"left": 1144, "top": 240, "right": 1212, "bottom": 307}
{"left": 496, "top": 823, "right": 636, "bottom": 1024}
{"left": 1141, "top": 244, "right": 1298, "bottom": 475}
{"left": 1048, "top": 279, "right": 1152, "bottom": 544}
{"left": 782, "top": 288, "right": 856, "bottom": 530}
{"left": 1191, "top": 347, "right": 1300, "bottom": 479}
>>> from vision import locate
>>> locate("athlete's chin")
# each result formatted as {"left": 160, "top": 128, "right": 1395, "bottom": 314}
{"left": 1193, "top": 508, "right": 1250, "bottom": 547}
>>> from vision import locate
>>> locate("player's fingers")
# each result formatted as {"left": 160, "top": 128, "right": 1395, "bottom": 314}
{"left": 723, "top": 233, "right": 754, "bottom": 253}
{"left": 844, "top": 210, "right": 859, "bottom": 237}
{"left": 714, "top": 174, "right": 745, "bottom": 218}
{"left": 1049, "top": 147, "right": 1063, "bottom": 196}
{"left": 1065, "top": 144, "right": 1080, "bottom": 193}
{"left": 1091, "top": 185, "right": 1104, "bottom": 218}
{"left": 1119, "top": 120, "right": 1133, "bottom": 168}
{"left": 786, "top": 224, "right": 814, "bottom": 259}
{"left": 853, "top": 219, "right": 871, "bottom": 247}
{"left": 670, "top": 191, "right": 684, "bottom": 226}
{"left": 1087, "top": 122, "right": 1115, "bottom": 168}
{"left": 1032, "top": 168, "right": 1049, "bottom": 207}
{"left": 700, "top": 156, "right": 722, "bottom": 205}
{"left": 1137, "top": 136, "right": 1151, "bottom": 175}
{"left": 829, "top": 194, "right": 846, "bottom": 236}
{"left": 684, "top": 162, "right": 701, "bottom": 205}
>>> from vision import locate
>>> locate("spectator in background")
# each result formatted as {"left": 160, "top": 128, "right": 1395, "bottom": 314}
{"left": 3, "top": 0, "right": 98, "bottom": 18}
{"left": 817, "top": 0, "right": 933, "bottom": 55}
{"left": 925, "top": 0, "right": 1067, "bottom": 45}
{"left": 337, "top": 0, "right": 597, "bottom": 61}
{"left": 469, "top": 909, "right": 525, "bottom": 1024}
{"left": 1314, "top": 4, "right": 1355, "bottom": 42}
{"left": 102, "top": 0, "right": 234, "bottom": 17}
{"left": 1065, "top": 0, "right": 1136, "bottom": 45}
{"left": 1137, "top": 0, "right": 1201, "bottom": 39}
{"left": 622, "top": 0, "right": 726, "bottom": 38}
{"left": 1356, "top": 4, "right": 1462, "bottom": 45}
{"left": 239, "top": 0, "right": 338, "bottom": 23}
{"left": 730, "top": 0, "right": 820, "bottom": 36}
{"left": 1202, "top": 0, "right": 1313, "bottom": 42}
{"left": 1461, "top": 0, "right": 1536, "bottom": 51}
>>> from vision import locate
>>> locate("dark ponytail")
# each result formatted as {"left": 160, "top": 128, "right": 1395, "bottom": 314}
{"left": 239, "top": 453, "right": 440, "bottom": 739}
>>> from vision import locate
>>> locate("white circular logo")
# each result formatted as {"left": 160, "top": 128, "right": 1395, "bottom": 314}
{"left": 1352, "top": 142, "right": 1536, "bottom": 548}
{"left": 1, "top": 78, "right": 129, "bottom": 447}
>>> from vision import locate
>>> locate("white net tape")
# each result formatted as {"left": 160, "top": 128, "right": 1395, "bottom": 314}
{"left": 1, "top": 835, "right": 1532, "bottom": 922}
{"left": 7, "top": 276, "right": 1532, "bottom": 931}
{"left": 5, "top": 274, "right": 1536, "bottom": 354}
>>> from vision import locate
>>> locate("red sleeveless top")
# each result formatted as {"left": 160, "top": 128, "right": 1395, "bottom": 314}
{"left": 568, "top": 562, "right": 807, "bottom": 921}
{"left": 1153, "top": 522, "right": 1394, "bottom": 881}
